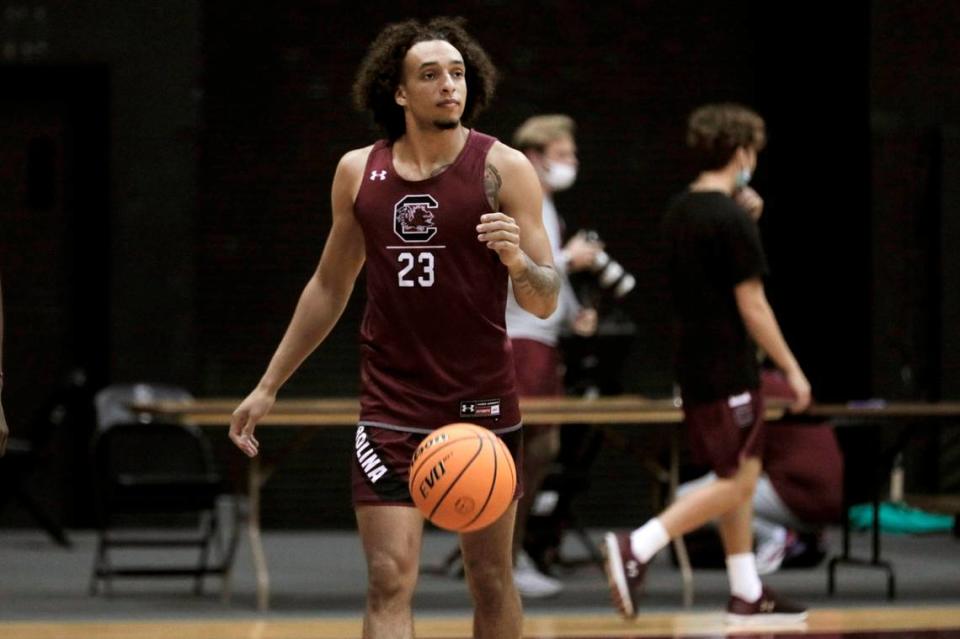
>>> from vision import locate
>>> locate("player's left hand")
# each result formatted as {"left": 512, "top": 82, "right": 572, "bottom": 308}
{"left": 477, "top": 212, "right": 524, "bottom": 271}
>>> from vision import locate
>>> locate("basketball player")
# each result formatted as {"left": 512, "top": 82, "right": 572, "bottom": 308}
{"left": 603, "top": 103, "right": 810, "bottom": 624}
{"left": 0, "top": 274, "right": 8, "bottom": 456}
{"left": 229, "top": 17, "right": 559, "bottom": 639}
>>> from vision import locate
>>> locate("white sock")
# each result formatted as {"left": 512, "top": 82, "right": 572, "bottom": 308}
{"left": 629, "top": 518, "right": 670, "bottom": 563}
{"left": 726, "top": 552, "right": 763, "bottom": 602}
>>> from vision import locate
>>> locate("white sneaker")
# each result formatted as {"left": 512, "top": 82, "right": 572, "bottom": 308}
{"left": 513, "top": 552, "right": 563, "bottom": 598}
{"left": 755, "top": 527, "right": 788, "bottom": 576}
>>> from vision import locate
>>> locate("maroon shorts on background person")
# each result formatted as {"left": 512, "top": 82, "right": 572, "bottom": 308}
{"left": 510, "top": 337, "right": 563, "bottom": 450}
{"left": 351, "top": 425, "right": 524, "bottom": 506}
{"left": 511, "top": 338, "right": 563, "bottom": 432}
{"left": 683, "top": 389, "right": 765, "bottom": 478}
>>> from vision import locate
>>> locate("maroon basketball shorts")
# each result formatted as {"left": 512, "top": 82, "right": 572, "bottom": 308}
{"left": 682, "top": 389, "right": 765, "bottom": 478}
{"left": 510, "top": 337, "right": 563, "bottom": 442}
{"left": 511, "top": 337, "right": 563, "bottom": 431}
{"left": 351, "top": 425, "right": 524, "bottom": 507}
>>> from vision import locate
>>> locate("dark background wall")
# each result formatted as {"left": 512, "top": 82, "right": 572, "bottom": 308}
{"left": 1, "top": 0, "right": 958, "bottom": 528}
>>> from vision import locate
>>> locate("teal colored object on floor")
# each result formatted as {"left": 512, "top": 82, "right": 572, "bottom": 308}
{"left": 849, "top": 502, "right": 954, "bottom": 534}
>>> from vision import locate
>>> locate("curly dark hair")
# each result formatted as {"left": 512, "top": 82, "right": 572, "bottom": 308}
{"left": 352, "top": 17, "right": 498, "bottom": 141}
{"left": 686, "top": 103, "right": 766, "bottom": 172}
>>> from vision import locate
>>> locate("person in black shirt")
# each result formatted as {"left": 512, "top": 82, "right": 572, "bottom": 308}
{"left": 603, "top": 104, "right": 810, "bottom": 624}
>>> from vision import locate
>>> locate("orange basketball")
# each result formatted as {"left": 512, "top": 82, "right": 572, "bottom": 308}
{"left": 408, "top": 423, "right": 517, "bottom": 533}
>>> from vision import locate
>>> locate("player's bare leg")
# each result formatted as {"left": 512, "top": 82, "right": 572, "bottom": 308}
{"left": 356, "top": 505, "right": 425, "bottom": 639}
{"left": 461, "top": 501, "right": 522, "bottom": 639}
{"left": 717, "top": 484, "right": 756, "bottom": 555}
{"left": 659, "top": 457, "right": 761, "bottom": 538}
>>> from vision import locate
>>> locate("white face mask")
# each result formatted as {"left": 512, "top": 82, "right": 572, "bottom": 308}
{"left": 734, "top": 148, "right": 754, "bottom": 189}
{"left": 543, "top": 161, "right": 577, "bottom": 191}
{"left": 735, "top": 166, "right": 752, "bottom": 189}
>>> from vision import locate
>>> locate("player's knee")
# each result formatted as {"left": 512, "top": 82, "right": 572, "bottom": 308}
{"left": 711, "top": 478, "right": 742, "bottom": 510}
{"left": 366, "top": 551, "right": 417, "bottom": 606}
{"left": 712, "top": 474, "right": 754, "bottom": 509}
{"left": 733, "top": 478, "right": 755, "bottom": 504}
{"left": 463, "top": 557, "right": 512, "bottom": 607}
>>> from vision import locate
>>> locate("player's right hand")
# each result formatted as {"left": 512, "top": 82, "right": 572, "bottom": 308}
{"left": 229, "top": 388, "right": 275, "bottom": 458}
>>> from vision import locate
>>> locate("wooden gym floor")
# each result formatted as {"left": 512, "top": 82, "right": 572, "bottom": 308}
{"left": 0, "top": 528, "right": 957, "bottom": 638}
{"left": 4, "top": 607, "right": 960, "bottom": 638}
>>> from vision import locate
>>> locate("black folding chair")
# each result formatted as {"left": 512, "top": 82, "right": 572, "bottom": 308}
{"left": 89, "top": 384, "right": 238, "bottom": 597}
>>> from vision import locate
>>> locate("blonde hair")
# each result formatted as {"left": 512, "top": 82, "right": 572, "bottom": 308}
{"left": 512, "top": 114, "right": 575, "bottom": 153}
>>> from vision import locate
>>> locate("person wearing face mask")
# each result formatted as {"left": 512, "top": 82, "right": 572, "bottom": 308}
{"left": 603, "top": 103, "right": 811, "bottom": 624}
{"left": 506, "top": 114, "right": 602, "bottom": 598}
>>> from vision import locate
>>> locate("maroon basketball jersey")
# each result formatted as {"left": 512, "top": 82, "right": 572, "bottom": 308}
{"left": 352, "top": 130, "right": 521, "bottom": 434}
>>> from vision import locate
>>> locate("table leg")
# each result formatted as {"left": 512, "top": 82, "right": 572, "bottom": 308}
{"left": 248, "top": 456, "right": 270, "bottom": 611}
{"left": 668, "top": 428, "right": 694, "bottom": 607}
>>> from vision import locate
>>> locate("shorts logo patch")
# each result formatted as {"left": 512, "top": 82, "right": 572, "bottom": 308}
{"left": 727, "top": 392, "right": 751, "bottom": 408}
{"left": 355, "top": 426, "right": 388, "bottom": 484}
{"left": 460, "top": 398, "right": 501, "bottom": 419}
{"left": 728, "top": 392, "right": 755, "bottom": 428}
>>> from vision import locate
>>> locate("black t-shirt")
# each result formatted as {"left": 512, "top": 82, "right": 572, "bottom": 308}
{"left": 663, "top": 190, "right": 768, "bottom": 404}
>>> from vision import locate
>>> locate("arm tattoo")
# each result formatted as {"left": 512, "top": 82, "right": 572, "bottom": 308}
{"left": 511, "top": 254, "right": 561, "bottom": 301}
{"left": 483, "top": 163, "right": 502, "bottom": 210}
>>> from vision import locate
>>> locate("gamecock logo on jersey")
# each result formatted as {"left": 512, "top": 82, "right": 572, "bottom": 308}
{"left": 393, "top": 194, "right": 438, "bottom": 242}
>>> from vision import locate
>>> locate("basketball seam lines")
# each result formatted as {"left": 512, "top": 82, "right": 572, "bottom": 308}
{"left": 463, "top": 433, "right": 499, "bottom": 530}
{"left": 407, "top": 435, "right": 479, "bottom": 492}
{"left": 428, "top": 433, "right": 484, "bottom": 522}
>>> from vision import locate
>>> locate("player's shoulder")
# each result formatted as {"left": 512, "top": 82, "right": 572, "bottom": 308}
{"left": 485, "top": 139, "right": 531, "bottom": 172}
{"left": 336, "top": 144, "right": 377, "bottom": 177}
{"left": 332, "top": 144, "right": 379, "bottom": 203}
{"left": 483, "top": 139, "right": 541, "bottom": 209}
{"left": 485, "top": 140, "right": 538, "bottom": 191}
